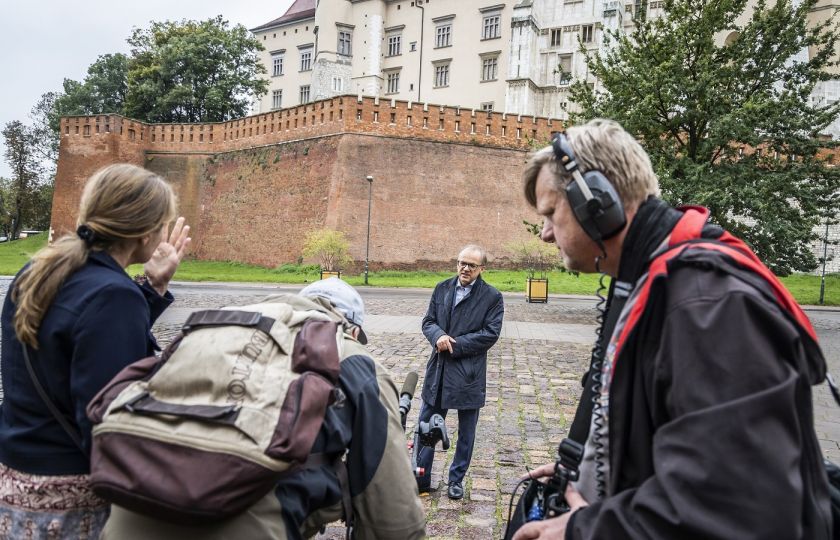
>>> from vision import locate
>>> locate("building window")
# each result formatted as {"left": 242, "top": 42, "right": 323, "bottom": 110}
{"left": 300, "top": 85, "right": 311, "bottom": 104}
{"left": 581, "top": 24, "right": 594, "bottom": 44}
{"left": 481, "top": 102, "right": 494, "bottom": 112}
{"left": 481, "top": 55, "right": 498, "bottom": 81}
{"left": 271, "top": 53, "right": 284, "bottom": 76}
{"left": 332, "top": 77, "right": 344, "bottom": 92}
{"left": 338, "top": 29, "right": 352, "bottom": 56}
{"left": 434, "top": 62, "right": 450, "bottom": 87}
{"left": 558, "top": 54, "right": 572, "bottom": 85}
{"left": 300, "top": 47, "right": 313, "bottom": 71}
{"left": 634, "top": 0, "right": 647, "bottom": 21}
{"left": 386, "top": 70, "right": 400, "bottom": 94}
{"left": 272, "top": 90, "right": 283, "bottom": 109}
{"left": 387, "top": 33, "right": 402, "bottom": 56}
{"left": 435, "top": 24, "right": 452, "bottom": 48}
{"left": 410, "top": 41, "right": 417, "bottom": 51}
{"left": 482, "top": 14, "right": 501, "bottom": 39}
{"left": 550, "top": 28, "right": 562, "bottom": 47}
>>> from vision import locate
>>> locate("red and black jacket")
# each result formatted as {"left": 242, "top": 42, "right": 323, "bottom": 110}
{"left": 567, "top": 203, "right": 832, "bottom": 540}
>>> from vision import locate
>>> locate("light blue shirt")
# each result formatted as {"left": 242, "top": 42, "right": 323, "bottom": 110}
{"left": 454, "top": 282, "right": 473, "bottom": 306}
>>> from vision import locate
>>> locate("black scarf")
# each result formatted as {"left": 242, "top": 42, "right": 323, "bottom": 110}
{"left": 615, "top": 196, "right": 683, "bottom": 287}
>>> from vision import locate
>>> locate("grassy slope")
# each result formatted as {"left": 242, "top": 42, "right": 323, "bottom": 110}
{"left": 1, "top": 235, "right": 836, "bottom": 305}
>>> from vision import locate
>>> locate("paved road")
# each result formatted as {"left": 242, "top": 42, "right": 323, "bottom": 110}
{"left": 0, "top": 279, "right": 838, "bottom": 539}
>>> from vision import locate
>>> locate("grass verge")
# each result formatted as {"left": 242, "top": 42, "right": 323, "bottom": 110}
{"left": 1, "top": 235, "right": 837, "bottom": 305}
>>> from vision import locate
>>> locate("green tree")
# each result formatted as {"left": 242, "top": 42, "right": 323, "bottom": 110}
{"left": 570, "top": 0, "right": 840, "bottom": 274}
{"left": 125, "top": 16, "right": 268, "bottom": 123}
{"left": 505, "top": 237, "right": 563, "bottom": 278}
{"left": 302, "top": 229, "right": 353, "bottom": 272}
{"left": 29, "top": 92, "right": 61, "bottom": 170}
{"left": 30, "top": 54, "right": 131, "bottom": 175}
{"left": 56, "top": 53, "right": 130, "bottom": 117}
{"left": 2, "top": 121, "right": 46, "bottom": 239}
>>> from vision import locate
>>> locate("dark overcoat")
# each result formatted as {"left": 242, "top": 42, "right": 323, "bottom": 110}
{"left": 420, "top": 275, "right": 504, "bottom": 410}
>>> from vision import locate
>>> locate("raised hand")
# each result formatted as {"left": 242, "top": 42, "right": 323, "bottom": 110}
{"left": 144, "top": 217, "right": 191, "bottom": 295}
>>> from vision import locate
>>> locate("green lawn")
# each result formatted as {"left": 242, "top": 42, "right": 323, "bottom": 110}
{"left": 2, "top": 234, "right": 837, "bottom": 305}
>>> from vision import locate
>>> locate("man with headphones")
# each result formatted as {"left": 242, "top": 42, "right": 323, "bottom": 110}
{"left": 512, "top": 119, "right": 832, "bottom": 539}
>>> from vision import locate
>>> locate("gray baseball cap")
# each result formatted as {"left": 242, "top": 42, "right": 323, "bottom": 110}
{"left": 299, "top": 277, "right": 368, "bottom": 344}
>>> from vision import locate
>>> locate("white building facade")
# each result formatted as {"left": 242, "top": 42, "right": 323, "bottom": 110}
{"left": 251, "top": 0, "right": 839, "bottom": 273}
{"left": 252, "top": 0, "right": 837, "bottom": 133}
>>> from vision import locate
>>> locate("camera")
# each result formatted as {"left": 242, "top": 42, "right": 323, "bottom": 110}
{"left": 410, "top": 413, "right": 449, "bottom": 478}
{"left": 417, "top": 414, "right": 450, "bottom": 450}
{"left": 397, "top": 373, "right": 451, "bottom": 478}
{"left": 503, "top": 438, "right": 584, "bottom": 539}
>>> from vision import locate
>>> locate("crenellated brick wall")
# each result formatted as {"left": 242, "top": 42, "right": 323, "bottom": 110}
{"left": 52, "top": 95, "right": 840, "bottom": 272}
{"left": 51, "top": 95, "right": 561, "bottom": 269}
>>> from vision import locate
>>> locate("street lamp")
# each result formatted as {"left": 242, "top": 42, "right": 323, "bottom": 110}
{"left": 365, "top": 175, "right": 373, "bottom": 285}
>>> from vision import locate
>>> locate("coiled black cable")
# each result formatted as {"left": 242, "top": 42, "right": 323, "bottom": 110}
{"left": 589, "top": 257, "right": 609, "bottom": 500}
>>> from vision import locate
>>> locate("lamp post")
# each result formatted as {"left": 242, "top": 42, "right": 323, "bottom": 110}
{"left": 365, "top": 175, "right": 373, "bottom": 285}
{"left": 820, "top": 219, "right": 829, "bottom": 305}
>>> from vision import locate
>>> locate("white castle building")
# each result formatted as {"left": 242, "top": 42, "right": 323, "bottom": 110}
{"left": 251, "top": 0, "right": 837, "bottom": 136}
{"left": 250, "top": 0, "right": 839, "bottom": 273}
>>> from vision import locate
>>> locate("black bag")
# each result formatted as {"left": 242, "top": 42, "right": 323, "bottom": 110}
{"left": 503, "top": 480, "right": 542, "bottom": 540}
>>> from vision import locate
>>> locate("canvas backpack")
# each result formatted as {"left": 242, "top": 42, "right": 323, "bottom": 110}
{"left": 86, "top": 293, "right": 350, "bottom": 524}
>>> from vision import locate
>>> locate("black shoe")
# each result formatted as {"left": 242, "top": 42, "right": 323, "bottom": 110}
{"left": 447, "top": 482, "right": 464, "bottom": 500}
{"left": 418, "top": 484, "right": 437, "bottom": 494}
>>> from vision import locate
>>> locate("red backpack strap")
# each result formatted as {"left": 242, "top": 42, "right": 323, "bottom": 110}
{"left": 668, "top": 206, "right": 710, "bottom": 247}
{"left": 610, "top": 210, "right": 818, "bottom": 377}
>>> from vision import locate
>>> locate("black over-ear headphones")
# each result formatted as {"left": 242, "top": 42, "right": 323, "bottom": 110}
{"left": 551, "top": 133, "right": 626, "bottom": 244}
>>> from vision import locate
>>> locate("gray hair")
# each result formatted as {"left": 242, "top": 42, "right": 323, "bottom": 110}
{"left": 459, "top": 244, "right": 487, "bottom": 265}
{"left": 523, "top": 119, "right": 659, "bottom": 210}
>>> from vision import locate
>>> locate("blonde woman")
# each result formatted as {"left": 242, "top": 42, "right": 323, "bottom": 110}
{"left": 0, "top": 164, "right": 190, "bottom": 539}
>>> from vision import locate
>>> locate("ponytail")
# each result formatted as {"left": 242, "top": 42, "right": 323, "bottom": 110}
{"left": 12, "top": 163, "right": 176, "bottom": 349}
{"left": 13, "top": 236, "right": 90, "bottom": 348}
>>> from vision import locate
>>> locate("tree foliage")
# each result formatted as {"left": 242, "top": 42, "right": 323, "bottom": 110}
{"left": 302, "top": 229, "right": 353, "bottom": 271}
{"left": 37, "top": 16, "right": 266, "bottom": 130}
{"left": 505, "top": 237, "right": 564, "bottom": 278}
{"left": 569, "top": 0, "right": 840, "bottom": 274}
{"left": 2, "top": 121, "right": 50, "bottom": 239}
{"left": 56, "top": 53, "right": 130, "bottom": 118}
{"left": 124, "top": 16, "right": 268, "bottom": 123}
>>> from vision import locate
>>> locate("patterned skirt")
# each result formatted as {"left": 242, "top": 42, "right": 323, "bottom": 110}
{"left": 0, "top": 463, "right": 109, "bottom": 540}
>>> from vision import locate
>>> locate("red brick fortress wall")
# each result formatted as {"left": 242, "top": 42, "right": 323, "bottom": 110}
{"left": 51, "top": 96, "right": 562, "bottom": 267}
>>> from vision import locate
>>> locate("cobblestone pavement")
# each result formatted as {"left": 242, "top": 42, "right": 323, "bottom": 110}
{"left": 143, "top": 283, "right": 840, "bottom": 539}
{"left": 149, "top": 294, "right": 594, "bottom": 540}
{"left": 1, "top": 279, "right": 839, "bottom": 539}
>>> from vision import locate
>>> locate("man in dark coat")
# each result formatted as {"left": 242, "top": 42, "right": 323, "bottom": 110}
{"left": 511, "top": 119, "right": 832, "bottom": 539}
{"left": 417, "top": 244, "right": 504, "bottom": 500}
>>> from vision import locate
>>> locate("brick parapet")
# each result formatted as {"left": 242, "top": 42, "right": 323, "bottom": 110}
{"left": 57, "top": 94, "right": 564, "bottom": 156}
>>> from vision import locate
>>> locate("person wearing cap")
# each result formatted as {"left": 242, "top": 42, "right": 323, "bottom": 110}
{"left": 101, "top": 277, "right": 427, "bottom": 540}
{"left": 417, "top": 244, "right": 504, "bottom": 500}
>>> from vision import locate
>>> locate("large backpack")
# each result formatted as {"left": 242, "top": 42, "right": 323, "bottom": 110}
{"left": 86, "top": 294, "right": 349, "bottom": 524}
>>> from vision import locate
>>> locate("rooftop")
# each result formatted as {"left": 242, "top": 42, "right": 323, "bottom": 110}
{"left": 250, "top": 0, "right": 316, "bottom": 32}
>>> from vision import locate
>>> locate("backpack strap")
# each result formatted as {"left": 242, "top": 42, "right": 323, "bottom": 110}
{"left": 667, "top": 205, "right": 709, "bottom": 247}
{"left": 22, "top": 345, "right": 87, "bottom": 455}
{"left": 303, "top": 452, "right": 355, "bottom": 533}
{"left": 182, "top": 310, "right": 276, "bottom": 335}
{"left": 611, "top": 207, "right": 819, "bottom": 377}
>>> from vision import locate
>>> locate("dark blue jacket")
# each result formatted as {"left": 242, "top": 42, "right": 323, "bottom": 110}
{"left": 0, "top": 250, "right": 172, "bottom": 475}
{"left": 421, "top": 275, "right": 503, "bottom": 410}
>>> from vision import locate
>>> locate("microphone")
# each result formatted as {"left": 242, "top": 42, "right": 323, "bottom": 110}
{"left": 399, "top": 372, "right": 418, "bottom": 430}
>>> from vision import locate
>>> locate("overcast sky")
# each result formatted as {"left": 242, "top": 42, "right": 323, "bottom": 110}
{"left": 0, "top": 0, "right": 295, "bottom": 178}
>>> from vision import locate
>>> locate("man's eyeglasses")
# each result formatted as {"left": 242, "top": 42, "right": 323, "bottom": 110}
{"left": 457, "top": 261, "right": 482, "bottom": 270}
